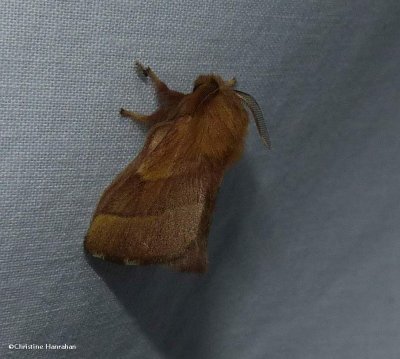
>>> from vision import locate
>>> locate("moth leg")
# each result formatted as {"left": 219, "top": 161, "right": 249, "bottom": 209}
{"left": 135, "top": 61, "right": 184, "bottom": 105}
{"left": 119, "top": 108, "right": 150, "bottom": 122}
{"left": 135, "top": 61, "right": 164, "bottom": 89}
{"left": 120, "top": 107, "right": 166, "bottom": 123}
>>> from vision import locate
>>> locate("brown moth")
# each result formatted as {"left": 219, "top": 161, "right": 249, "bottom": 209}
{"left": 84, "top": 61, "right": 270, "bottom": 273}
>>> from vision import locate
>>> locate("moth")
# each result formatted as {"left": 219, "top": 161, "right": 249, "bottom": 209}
{"left": 84, "top": 62, "right": 270, "bottom": 273}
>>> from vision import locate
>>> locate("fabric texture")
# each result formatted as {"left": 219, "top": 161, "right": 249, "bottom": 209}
{"left": 1, "top": 1, "right": 400, "bottom": 358}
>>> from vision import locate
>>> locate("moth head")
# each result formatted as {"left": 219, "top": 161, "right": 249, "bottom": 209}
{"left": 235, "top": 90, "right": 272, "bottom": 150}
{"left": 192, "top": 75, "right": 236, "bottom": 92}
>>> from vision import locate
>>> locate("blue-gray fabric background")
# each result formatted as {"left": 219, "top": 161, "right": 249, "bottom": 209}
{"left": 1, "top": 1, "right": 400, "bottom": 358}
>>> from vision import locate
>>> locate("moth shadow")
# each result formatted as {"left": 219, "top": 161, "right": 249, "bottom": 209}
{"left": 86, "top": 160, "right": 266, "bottom": 359}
